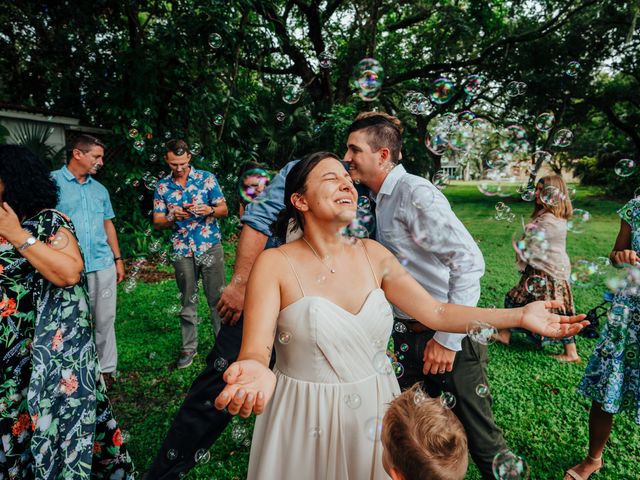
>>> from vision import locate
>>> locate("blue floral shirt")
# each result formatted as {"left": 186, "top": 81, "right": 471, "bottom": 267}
{"left": 153, "top": 167, "right": 225, "bottom": 257}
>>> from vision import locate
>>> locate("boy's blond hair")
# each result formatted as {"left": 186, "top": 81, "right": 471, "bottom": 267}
{"left": 382, "top": 384, "right": 469, "bottom": 480}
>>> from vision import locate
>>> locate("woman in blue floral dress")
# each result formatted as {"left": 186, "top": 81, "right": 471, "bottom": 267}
{"left": 0, "top": 146, "right": 134, "bottom": 479}
{"left": 565, "top": 197, "right": 640, "bottom": 480}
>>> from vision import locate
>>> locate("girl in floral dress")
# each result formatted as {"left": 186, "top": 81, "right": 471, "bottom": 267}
{"left": 0, "top": 146, "right": 134, "bottom": 479}
{"left": 565, "top": 196, "right": 640, "bottom": 480}
{"left": 499, "top": 175, "right": 580, "bottom": 362}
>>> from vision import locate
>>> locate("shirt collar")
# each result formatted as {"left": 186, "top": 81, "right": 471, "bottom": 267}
{"left": 169, "top": 166, "right": 197, "bottom": 186}
{"left": 375, "top": 164, "right": 406, "bottom": 203}
{"left": 61, "top": 165, "right": 93, "bottom": 184}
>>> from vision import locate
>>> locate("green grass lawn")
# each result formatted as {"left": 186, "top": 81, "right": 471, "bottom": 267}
{"left": 111, "top": 184, "right": 640, "bottom": 479}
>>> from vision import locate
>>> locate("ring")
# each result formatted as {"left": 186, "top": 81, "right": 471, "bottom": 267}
{"left": 438, "top": 369, "right": 445, "bottom": 374}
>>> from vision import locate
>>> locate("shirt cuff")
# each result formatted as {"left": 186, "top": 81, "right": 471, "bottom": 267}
{"left": 433, "top": 332, "right": 466, "bottom": 351}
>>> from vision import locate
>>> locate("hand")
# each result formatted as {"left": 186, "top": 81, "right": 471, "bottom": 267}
{"left": 217, "top": 280, "right": 246, "bottom": 325}
{"left": 214, "top": 359, "right": 276, "bottom": 418}
{"left": 423, "top": 339, "right": 457, "bottom": 375}
{"left": 0, "top": 202, "right": 24, "bottom": 242}
{"left": 611, "top": 249, "right": 637, "bottom": 266}
{"left": 173, "top": 208, "right": 191, "bottom": 221}
{"left": 520, "top": 300, "right": 589, "bottom": 338}
{"left": 190, "top": 204, "right": 213, "bottom": 217}
{"left": 115, "top": 260, "right": 125, "bottom": 284}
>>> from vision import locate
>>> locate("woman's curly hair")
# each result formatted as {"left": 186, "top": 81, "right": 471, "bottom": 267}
{"left": 0, "top": 145, "right": 59, "bottom": 220}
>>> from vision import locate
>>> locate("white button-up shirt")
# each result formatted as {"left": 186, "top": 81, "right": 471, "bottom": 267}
{"left": 375, "top": 165, "right": 485, "bottom": 351}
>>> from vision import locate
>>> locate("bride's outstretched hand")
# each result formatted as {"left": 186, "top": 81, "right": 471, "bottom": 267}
{"left": 214, "top": 359, "right": 276, "bottom": 418}
{"left": 521, "top": 300, "right": 589, "bottom": 338}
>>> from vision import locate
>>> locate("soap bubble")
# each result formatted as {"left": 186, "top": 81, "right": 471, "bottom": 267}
{"left": 400, "top": 343, "right": 409, "bottom": 352}
{"left": 213, "top": 357, "right": 228, "bottom": 372}
{"left": 49, "top": 231, "right": 69, "bottom": 249}
{"left": 190, "top": 143, "right": 202, "bottom": 155}
{"left": 475, "top": 384, "right": 490, "bottom": 398}
{"left": 213, "top": 114, "right": 224, "bottom": 126}
{"left": 128, "top": 128, "right": 138, "bottom": 138}
{"left": 372, "top": 351, "right": 393, "bottom": 375}
{"left": 101, "top": 288, "right": 113, "bottom": 299}
{"left": 309, "top": 427, "right": 323, "bottom": 438}
{"left": 352, "top": 58, "right": 384, "bottom": 94}
{"left": 404, "top": 91, "right": 430, "bottom": 115}
{"left": 540, "top": 185, "right": 564, "bottom": 207}
{"left": 123, "top": 278, "right": 137, "bottom": 293}
{"left": 414, "top": 387, "right": 428, "bottom": 405}
{"left": 166, "top": 449, "right": 178, "bottom": 461}
{"left": 532, "top": 150, "right": 552, "bottom": 165}
{"left": 239, "top": 168, "right": 271, "bottom": 204}
{"left": 614, "top": 159, "right": 636, "bottom": 177}
{"left": 525, "top": 275, "right": 547, "bottom": 297}
{"left": 440, "top": 392, "right": 456, "bottom": 409}
{"left": 133, "top": 140, "right": 145, "bottom": 152}
{"left": 357, "top": 89, "right": 381, "bottom": 102}
{"left": 432, "top": 170, "right": 450, "bottom": 190}
{"left": 392, "top": 362, "right": 404, "bottom": 378}
{"left": 513, "top": 222, "right": 549, "bottom": 263}
{"left": 425, "top": 132, "right": 449, "bottom": 155}
{"left": 505, "top": 81, "right": 527, "bottom": 97}
{"left": 365, "top": 417, "right": 383, "bottom": 441}
{"left": 565, "top": 61, "right": 581, "bottom": 77}
{"left": 552, "top": 129, "right": 573, "bottom": 147}
{"left": 492, "top": 449, "right": 530, "bottom": 479}
{"left": 282, "top": 84, "right": 303, "bottom": 104}
{"left": 393, "top": 322, "right": 408, "bottom": 334}
{"left": 570, "top": 259, "right": 598, "bottom": 287}
{"left": 275, "top": 112, "right": 285, "bottom": 122}
{"left": 208, "top": 33, "right": 223, "bottom": 49}
{"left": 466, "top": 320, "right": 497, "bottom": 345}
{"left": 430, "top": 78, "right": 455, "bottom": 104}
{"left": 567, "top": 209, "right": 591, "bottom": 234}
{"left": 231, "top": 423, "right": 248, "bottom": 443}
{"left": 278, "top": 331, "right": 292, "bottom": 344}
{"left": 195, "top": 449, "right": 211, "bottom": 464}
{"left": 534, "top": 112, "right": 555, "bottom": 132}
{"left": 607, "top": 303, "right": 630, "bottom": 327}
{"left": 345, "top": 393, "right": 362, "bottom": 409}
{"left": 318, "top": 50, "right": 336, "bottom": 69}
{"left": 463, "top": 74, "right": 484, "bottom": 96}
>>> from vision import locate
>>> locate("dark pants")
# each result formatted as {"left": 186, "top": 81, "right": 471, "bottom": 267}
{"left": 393, "top": 325, "right": 507, "bottom": 480}
{"left": 144, "top": 318, "right": 244, "bottom": 479}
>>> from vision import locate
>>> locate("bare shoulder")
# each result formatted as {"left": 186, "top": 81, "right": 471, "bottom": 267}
{"left": 360, "top": 238, "right": 393, "bottom": 261}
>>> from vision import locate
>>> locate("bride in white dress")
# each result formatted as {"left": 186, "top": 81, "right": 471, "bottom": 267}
{"left": 214, "top": 152, "right": 588, "bottom": 480}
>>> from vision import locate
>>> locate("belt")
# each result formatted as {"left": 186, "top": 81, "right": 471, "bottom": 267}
{"left": 395, "top": 318, "right": 431, "bottom": 334}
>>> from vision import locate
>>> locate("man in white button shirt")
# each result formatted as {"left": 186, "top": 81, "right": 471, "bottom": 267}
{"left": 344, "top": 112, "right": 507, "bottom": 479}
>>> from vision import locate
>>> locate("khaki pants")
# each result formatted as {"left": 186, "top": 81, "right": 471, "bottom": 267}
{"left": 86, "top": 264, "right": 118, "bottom": 373}
{"left": 172, "top": 244, "right": 225, "bottom": 352}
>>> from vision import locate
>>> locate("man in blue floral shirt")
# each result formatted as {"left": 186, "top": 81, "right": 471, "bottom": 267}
{"left": 153, "top": 139, "right": 228, "bottom": 369}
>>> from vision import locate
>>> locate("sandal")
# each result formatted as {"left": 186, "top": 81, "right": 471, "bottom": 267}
{"left": 564, "top": 456, "right": 604, "bottom": 480}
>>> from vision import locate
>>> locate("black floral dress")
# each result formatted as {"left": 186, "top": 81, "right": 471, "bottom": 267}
{"left": 0, "top": 210, "right": 135, "bottom": 479}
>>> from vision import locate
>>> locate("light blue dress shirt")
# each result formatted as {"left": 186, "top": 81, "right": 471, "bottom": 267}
{"left": 375, "top": 165, "right": 486, "bottom": 351}
{"left": 51, "top": 166, "right": 115, "bottom": 273}
{"left": 241, "top": 160, "right": 299, "bottom": 248}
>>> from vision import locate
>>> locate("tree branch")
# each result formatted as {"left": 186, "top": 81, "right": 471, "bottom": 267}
{"left": 322, "top": 0, "right": 346, "bottom": 22}
{"left": 386, "top": 0, "right": 599, "bottom": 86}
{"left": 386, "top": 7, "right": 435, "bottom": 31}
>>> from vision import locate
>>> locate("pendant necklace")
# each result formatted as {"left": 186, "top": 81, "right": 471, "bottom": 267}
{"left": 302, "top": 237, "right": 337, "bottom": 274}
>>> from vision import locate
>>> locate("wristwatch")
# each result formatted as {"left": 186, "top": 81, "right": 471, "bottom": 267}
{"left": 18, "top": 236, "right": 37, "bottom": 251}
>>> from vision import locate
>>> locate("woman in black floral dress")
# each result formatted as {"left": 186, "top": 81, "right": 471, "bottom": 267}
{"left": 0, "top": 145, "right": 134, "bottom": 479}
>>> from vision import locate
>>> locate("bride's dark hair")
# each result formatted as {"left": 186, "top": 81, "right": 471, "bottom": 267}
{"left": 271, "top": 151, "right": 342, "bottom": 241}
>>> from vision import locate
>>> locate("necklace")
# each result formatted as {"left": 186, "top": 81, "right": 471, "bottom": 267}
{"left": 302, "top": 237, "right": 337, "bottom": 274}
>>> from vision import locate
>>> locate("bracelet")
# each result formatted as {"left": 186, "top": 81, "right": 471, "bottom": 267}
{"left": 114, "top": 256, "right": 123, "bottom": 262}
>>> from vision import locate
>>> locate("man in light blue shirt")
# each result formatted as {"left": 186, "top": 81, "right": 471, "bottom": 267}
{"left": 51, "top": 134, "right": 124, "bottom": 387}
{"left": 343, "top": 112, "right": 506, "bottom": 479}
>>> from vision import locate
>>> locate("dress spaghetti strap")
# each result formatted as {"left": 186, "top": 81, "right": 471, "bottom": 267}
{"left": 277, "top": 248, "right": 306, "bottom": 296}
{"left": 359, "top": 240, "right": 380, "bottom": 287}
